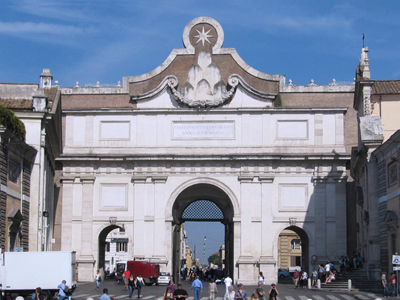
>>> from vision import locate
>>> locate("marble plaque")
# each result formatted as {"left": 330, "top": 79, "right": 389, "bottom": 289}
{"left": 100, "top": 121, "right": 130, "bottom": 140}
{"left": 172, "top": 121, "right": 235, "bottom": 139}
{"left": 279, "top": 184, "right": 308, "bottom": 211}
{"left": 277, "top": 120, "right": 308, "bottom": 139}
{"left": 101, "top": 184, "right": 127, "bottom": 210}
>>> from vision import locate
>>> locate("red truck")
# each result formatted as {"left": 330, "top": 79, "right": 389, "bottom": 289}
{"left": 116, "top": 261, "right": 160, "bottom": 285}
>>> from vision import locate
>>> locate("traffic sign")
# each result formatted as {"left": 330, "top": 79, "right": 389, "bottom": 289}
{"left": 393, "top": 266, "right": 400, "bottom": 271}
{"left": 393, "top": 255, "right": 400, "bottom": 264}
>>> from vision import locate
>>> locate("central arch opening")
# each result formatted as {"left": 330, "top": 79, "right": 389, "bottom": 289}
{"left": 171, "top": 183, "right": 234, "bottom": 283}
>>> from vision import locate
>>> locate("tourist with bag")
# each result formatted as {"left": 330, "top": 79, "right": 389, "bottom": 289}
{"left": 135, "top": 274, "right": 145, "bottom": 298}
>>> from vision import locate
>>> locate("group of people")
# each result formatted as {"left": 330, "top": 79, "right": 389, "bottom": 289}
{"left": 30, "top": 280, "right": 72, "bottom": 300}
{"left": 292, "top": 269, "right": 309, "bottom": 288}
{"left": 161, "top": 274, "right": 279, "bottom": 300}
{"left": 181, "top": 266, "right": 224, "bottom": 282}
{"left": 382, "top": 273, "right": 397, "bottom": 298}
{"left": 223, "top": 279, "right": 279, "bottom": 300}
{"left": 122, "top": 269, "right": 145, "bottom": 298}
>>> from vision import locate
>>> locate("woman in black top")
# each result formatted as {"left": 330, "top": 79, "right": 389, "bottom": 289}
{"left": 128, "top": 275, "right": 135, "bottom": 298}
{"left": 268, "top": 284, "right": 279, "bottom": 300}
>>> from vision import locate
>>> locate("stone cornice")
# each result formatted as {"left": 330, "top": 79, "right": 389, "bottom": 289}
{"left": 61, "top": 106, "right": 349, "bottom": 114}
{"left": 58, "top": 153, "right": 351, "bottom": 162}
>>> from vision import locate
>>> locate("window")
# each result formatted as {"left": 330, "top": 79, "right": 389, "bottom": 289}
{"left": 116, "top": 242, "right": 128, "bottom": 252}
{"left": 105, "top": 242, "right": 110, "bottom": 252}
{"left": 291, "top": 239, "right": 301, "bottom": 249}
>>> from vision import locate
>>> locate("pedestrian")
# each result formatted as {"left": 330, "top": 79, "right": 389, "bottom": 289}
{"left": 173, "top": 284, "right": 188, "bottom": 299}
{"left": 191, "top": 275, "right": 203, "bottom": 300}
{"left": 318, "top": 264, "right": 325, "bottom": 282}
{"left": 235, "top": 284, "right": 247, "bottom": 300}
{"left": 300, "top": 271, "right": 308, "bottom": 289}
{"left": 311, "top": 269, "right": 318, "bottom": 288}
{"left": 293, "top": 270, "right": 299, "bottom": 288}
{"left": 95, "top": 270, "right": 102, "bottom": 290}
{"left": 167, "top": 279, "right": 176, "bottom": 294}
{"left": 224, "top": 286, "right": 235, "bottom": 300}
{"left": 390, "top": 273, "right": 396, "bottom": 296}
{"left": 100, "top": 288, "right": 111, "bottom": 300}
{"left": 57, "top": 280, "right": 68, "bottom": 300}
{"left": 268, "top": 284, "right": 279, "bottom": 300}
{"left": 34, "top": 288, "right": 46, "bottom": 300}
{"left": 325, "top": 262, "right": 331, "bottom": 280}
{"left": 163, "top": 287, "right": 173, "bottom": 300}
{"left": 208, "top": 278, "right": 218, "bottom": 300}
{"left": 128, "top": 274, "right": 135, "bottom": 298}
{"left": 135, "top": 274, "right": 145, "bottom": 298}
{"left": 258, "top": 272, "right": 265, "bottom": 285}
{"left": 382, "top": 274, "right": 389, "bottom": 298}
{"left": 255, "top": 281, "right": 265, "bottom": 300}
{"left": 352, "top": 252, "right": 358, "bottom": 270}
{"left": 250, "top": 292, "right": 259, "bottom": 300}
{"left": 124, "top": 269, "right": 131, "bottom": 290}
{"left": 224, "top": 275, "right": 232, "bottom": 294}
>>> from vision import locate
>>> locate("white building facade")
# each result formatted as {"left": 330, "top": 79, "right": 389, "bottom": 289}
{"left": 58, "top": 17, "right": 357, "bottom": 284}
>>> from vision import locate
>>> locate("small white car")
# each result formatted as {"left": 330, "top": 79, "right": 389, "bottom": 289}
{"left": 157, "top": 272, "right": 171, "bottom": 285}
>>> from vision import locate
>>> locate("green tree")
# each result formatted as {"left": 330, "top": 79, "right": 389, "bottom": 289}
{"left": 0, "top": 104, "right": 26, "bottom": 140}
{"left": 208, "top": 254, "right": 220, "bottom": 265}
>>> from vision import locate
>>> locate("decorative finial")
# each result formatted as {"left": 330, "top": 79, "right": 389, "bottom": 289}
{"left": 117, "top": 81, "right": 121, "bottom": 87}
{"left": 310, "top": 79, "right": 315, "bottom": 85}
{"left": 288, "top": 79, "right": 293, "bottom": 85}
{"left": 75, "top": 81, "right": 79, "bottom": 87}
{"left": 363, "top": 33, "right": 365, "bottom": 48}
{"left": 54, "top": 80, "right": 59, "bottom": 86}
{"left": 331, "top": 79, "right": 337, "bottom": 85}
{"left": 96, "top": 81, "right": 100, "bottom": 87}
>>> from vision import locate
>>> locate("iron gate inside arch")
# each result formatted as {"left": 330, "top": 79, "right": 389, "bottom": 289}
{"left": 182, "top": 200, "right": 224, "bottom": 221}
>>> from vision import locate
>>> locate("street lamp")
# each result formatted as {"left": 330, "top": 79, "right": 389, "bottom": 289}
{"left": 203, "top": 236, "right": 206, "bottom": 266}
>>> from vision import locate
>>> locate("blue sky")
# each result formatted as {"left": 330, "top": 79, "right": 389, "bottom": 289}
{"left": 1, "top": 1, "right": 400, "bottom": 87}
{"left": 184, "top": 221, "right": 224, "bottom": 265}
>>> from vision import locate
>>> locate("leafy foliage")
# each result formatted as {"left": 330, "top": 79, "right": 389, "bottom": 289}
{"left": 0, "top": 104, "right": 26, "bottom": 141}
{"left": 208, "top": 254, "right": 220, "bottom": 265}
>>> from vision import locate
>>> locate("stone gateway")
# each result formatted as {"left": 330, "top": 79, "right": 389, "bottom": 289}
{"left": 57, "top": 17, "right": 356, "bottom": 284}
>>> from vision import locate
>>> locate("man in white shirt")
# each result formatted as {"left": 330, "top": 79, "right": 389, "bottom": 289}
{"left": 324, "top": 262, "right": 331, "bottom": 281}
{"left": 224, "top": 276, "right": 232, "bottom": 295}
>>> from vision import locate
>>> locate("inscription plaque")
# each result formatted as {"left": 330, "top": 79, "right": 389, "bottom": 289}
{"left": 172, "top": 121, "right": 235, "bottom": 139}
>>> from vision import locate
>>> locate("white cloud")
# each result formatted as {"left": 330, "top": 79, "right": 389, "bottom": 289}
{"left": 0, "top": 21, "right": 83, "bottom": 35}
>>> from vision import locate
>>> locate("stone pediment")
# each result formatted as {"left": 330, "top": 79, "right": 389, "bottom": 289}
{"left": 126, "top": 17, "right": 284, "bottom": 108}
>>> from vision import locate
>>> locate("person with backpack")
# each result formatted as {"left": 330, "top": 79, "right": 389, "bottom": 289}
{"left": 135, "top": 274, "right": 145, "bottom": 298}
{"left": 57, "top": 280, "right": 68, "bottom": 300}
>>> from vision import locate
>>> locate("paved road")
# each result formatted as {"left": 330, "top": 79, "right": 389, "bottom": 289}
{"left": 70, "top": 279, "right": 383, "bottom": 300}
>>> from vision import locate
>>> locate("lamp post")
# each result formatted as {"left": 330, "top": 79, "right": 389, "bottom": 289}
{"left": 203, "top": 236, "right": 206, "bottom": 266}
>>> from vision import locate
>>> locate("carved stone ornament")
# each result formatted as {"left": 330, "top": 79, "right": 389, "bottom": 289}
{"left": 170, "top": 17, "right": 238, "bottom": 108}
{"left": 171, "top": 51, "right": 238, "bottom": 108}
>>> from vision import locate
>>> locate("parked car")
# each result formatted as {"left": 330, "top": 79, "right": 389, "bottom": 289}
{"left": 278, "top": 268, "right": 290, "bottom": 279}
{"left": 157, "top": 272, "right": 171, "bottom": 285}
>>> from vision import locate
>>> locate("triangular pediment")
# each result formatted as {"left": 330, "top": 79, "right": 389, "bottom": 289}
{"left": 125, "top": 17, "right": 285, "bottom": 108}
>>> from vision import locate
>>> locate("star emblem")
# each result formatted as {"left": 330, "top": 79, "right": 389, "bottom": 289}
{"left": 194, "top": 26, "right": 213, "bottom": 47}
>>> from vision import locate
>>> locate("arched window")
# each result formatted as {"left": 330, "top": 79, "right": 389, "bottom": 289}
{"left": 291, "top": 239, "right": 301, "bottom": 249}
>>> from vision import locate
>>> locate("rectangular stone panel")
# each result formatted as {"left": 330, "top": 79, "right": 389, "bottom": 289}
{"left": 100, "top": 121, "right": 130, "bottom": 140}
{"left": 100, "top": 184, "right": 128, "bottom": 210}
{"left": 276, "top": 120, "right": 308, "bottom": 139}
{"left": 172, "top": 121, "right": 235, "bottom": 139}
{"left": 279, "top": 184, "right": 308, "bottom": 211}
